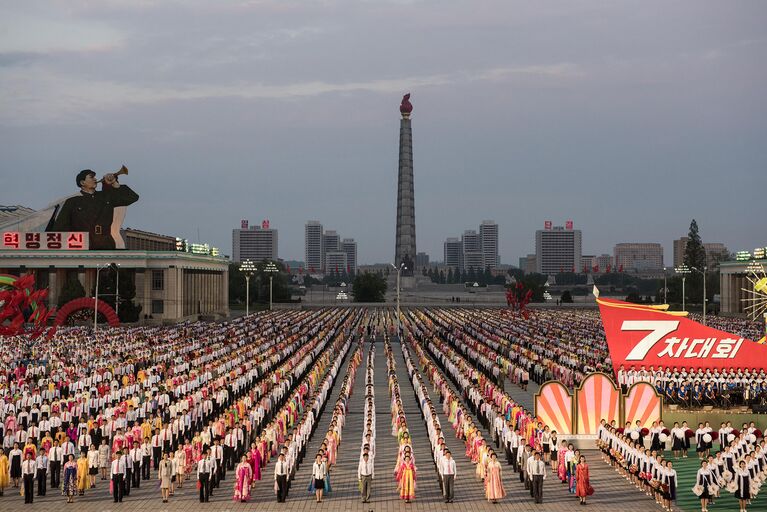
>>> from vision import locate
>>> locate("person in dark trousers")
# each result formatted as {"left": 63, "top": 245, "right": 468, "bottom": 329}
{"left": 22, "top": 453, "right": 36, "bottom": 503}
{"left": 274, "top": 453, "right": 288, "bottom": 502}
{"left": 111, "top": 452, "right": 125, "bottom": 503}
{"left": 49, "top": 440, "right": 62, "bottom": 489}
{"left": 529, "top": 451, "right": 546, "bottom": 504}
{"left": 197, "top": 454, "right": 212, "bottom": 503}
{"left": 441, "top": 450, "right": 456, "bottom": 503}
{"left": 35, "top": 451, "right": 48, "bottom": 496}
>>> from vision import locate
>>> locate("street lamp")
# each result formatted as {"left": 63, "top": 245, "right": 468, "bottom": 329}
{"left": 264, "top": 261, "right": 279, "bottom": 311}
{"left": 662, "top": 267, "right": 668, "bottom": 304}
{"left": 239, "top": 259, "right": 257, "bottom": 316}
{"left": 391, "top": 262, "right": 406, "bottom": 337}
{"left": 690, "top": 266, "right": 708, "bottom": 325}
{"left": 111, "top": 263, "right": 121, "bottom": 318}
{"left": 675, "top": 264, "right": 691, "bottom": 312}
{"left": 94, "top": 263, "right": 113, "bottom": 331}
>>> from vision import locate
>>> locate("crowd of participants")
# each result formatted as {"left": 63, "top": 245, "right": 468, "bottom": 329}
{"left": 404, "top": 309, "right": 594, "bottom": 506}
{"left": 417, "top": 307, "right": 763, "bottom": 408}
{"left": 598, "top": 418, "right": 767, "bottom": 512}
{"left": 617, "top": 365, "right": 767, "bottom": 408}
{"left": 0, "top": 307, "right": 364, "bottom": 505}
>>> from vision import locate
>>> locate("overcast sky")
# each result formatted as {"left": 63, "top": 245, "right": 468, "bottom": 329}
{"left": 2, "top": 1, "right": 765, "bottom": 265}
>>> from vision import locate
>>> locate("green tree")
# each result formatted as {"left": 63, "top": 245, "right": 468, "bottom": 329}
{"left": 684, "top": 219, "right": 707, "bottom": 270}
{"left": 58, "top": 274, "right": 85, "bottom": 307}
{"left": 560, "top": 290, "right": 573, "bottom": 303}
{"left": 353, "top": 273, "right": 387, "bottom": 302}
{"left": 683, "top": 219, "right": 707, "bottom": 303}
{"left": 447, "top": 267, "right": 454, "bottom": 284}
{"left": 454, "top": 268, "right": 463, "bottom": 283}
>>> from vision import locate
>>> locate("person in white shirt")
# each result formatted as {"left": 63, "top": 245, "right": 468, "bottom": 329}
{"left": 274, "top": 453, "right": 288, "bottom": 503}
{"left": 311, "top": 454, "right": 327, "bottom": 503}
{"left": 528, "top": 450, "right": 547, "bottom": 504}
{"left": 357, "top": 452, "right": 374, "bottom": 503}
{"left": 22, "top": 452, "right": 37, "bottom": 503}
{"left": 440, "top": 450, "right": 456, "bottom": 503}
{"left": 197, "top": 453, "right": 212, "bottom": 503}
{"left": 110, "top": 452, "right": 125, "bottom": 503}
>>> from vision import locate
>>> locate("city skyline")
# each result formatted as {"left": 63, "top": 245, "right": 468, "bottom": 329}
{"left": 2, "top": 2, "right": 765, "bottom": 265}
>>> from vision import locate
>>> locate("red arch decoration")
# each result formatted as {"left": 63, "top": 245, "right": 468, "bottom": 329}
{"left": 53, "top": 298, "right": 120, "bottom": 327}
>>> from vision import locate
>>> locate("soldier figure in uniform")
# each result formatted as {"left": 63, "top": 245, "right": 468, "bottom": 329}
{"left": 50, "top": 167, "right": 139, "bottom": 249}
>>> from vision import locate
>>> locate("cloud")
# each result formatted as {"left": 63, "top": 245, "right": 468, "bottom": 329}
{"left": 0, "top": 12, "right": 124, "bottom": 54}
{"left": 0, "top": 63, "right": 580, "bottom": 125}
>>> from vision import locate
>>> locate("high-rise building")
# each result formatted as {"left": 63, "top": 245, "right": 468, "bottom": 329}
{"left": 305, "top": 221, "right": 323, "bottom": 273}
{"left": 519, "top": 254, "right": 537, "bottom": 274}
{"left": 580, "top": 255, "right": 596, "bottom": 272}
{"left": 673, "top": 237, "right": 730, "bottom": 269}
{"left": 444, "top": 238, "right": 463, "bottom": 269}
{"left": 613, "top": 243, "right": 664, "bottom": 271}
{"left": 480, "top": 220, "right": 499, "bottom": 270}
{"left": 232, "top": 221, "right": 278, "bottom": 262}
{"left": 595, "top": 254, "right": 613, "bottom": 272}
{"left": 703, "top": 243, "right": 729, "bottom": 269}
{"left": 535, "top": 221, "right": 582, "bottom": 275}
{"left": 673, "top": 237, "right": 688, "bottom": 268}
{"left": 415, "top": 252, "right": 429, "bottom": 269}
{"left": 322, "top": 230, "right": 340, "bottom": 271}
{"left": 462, "top": 230, "right": 483, "bottom": 271}
{"left": 324, "top": 251, "right": 347, "bottom": 275}
{"left": 395, "top": 94, "right": 416, "bottom": 275}
{"left": 341, "top": 238, "right": 357, "bottom": 274}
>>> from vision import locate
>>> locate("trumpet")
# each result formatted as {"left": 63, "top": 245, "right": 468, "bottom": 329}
{"left": 98, "top": 166, "right": 129, "bottom": 183}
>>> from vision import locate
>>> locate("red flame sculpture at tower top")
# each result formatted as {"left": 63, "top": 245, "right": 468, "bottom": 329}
{"left": 400, "top": 93, "right": 413, "bottom": 116}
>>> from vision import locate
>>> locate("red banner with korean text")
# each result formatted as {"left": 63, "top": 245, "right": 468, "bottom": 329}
{"left": 597, "top": 293, "right": 763, "bottom": 376}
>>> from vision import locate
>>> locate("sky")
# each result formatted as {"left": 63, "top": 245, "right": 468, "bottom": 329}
{"left": 1, "top": 0, "right": 766, "bottom": 265}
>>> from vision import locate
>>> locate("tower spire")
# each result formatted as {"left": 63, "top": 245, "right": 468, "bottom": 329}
{"left": 395, "top": 93, "right": 416, "bottom": 276}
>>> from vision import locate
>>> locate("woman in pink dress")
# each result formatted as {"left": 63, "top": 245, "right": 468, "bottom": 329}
{"left": 249, "top": 442, "right": 262, "bottom": 482}
{"left": 183, "top": 440, "right": 194, "bottom": 475}
{"left": 557, "top": 439, "right": 568, "bottom": 482}
{"left": 485, "top": 451, "right": 506, "bottom": 503}
{"left": 233, "top": 455, "right": 252, "bottom": 502}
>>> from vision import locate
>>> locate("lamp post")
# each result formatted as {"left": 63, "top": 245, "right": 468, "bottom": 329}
{"left": 112, "top": 263, "right": 121, "bottom": 318}
{"left": 239, "top": 259, "right": 257, "bottom": 316}
{"left": 663, "top": 267, "right": 667, "bottom": 304}
{"left": 391, "top": 262, "right": 405, "bottom": 337}
{"left": 94, "top": 263, "right": 112, "bottom": 331}
{"left": 691, "top": 266, "right": 708, "bottom": 325}
{"left": 264, "top": 261, "right": 279, "bottom": 311}
{"left": 675, "top": 264, "right": 691, "bottom": 312}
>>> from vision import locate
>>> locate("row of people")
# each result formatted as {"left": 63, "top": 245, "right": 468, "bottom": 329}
{"left": 305, "top": 341, "right": 363, "bottom": 503}
{"left": 385, "top": 335, "right": 417, "bottom": 503}
{"left": 357, "top": 340, "right": 376, "bottom": 503}
{"left": 402, "top": 331, "right": 506, "bottom": 503}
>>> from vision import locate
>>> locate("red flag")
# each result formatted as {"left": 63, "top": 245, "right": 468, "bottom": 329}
{"left": 299, "top": 267, "right": 304, "bottom": 274}
{"left": 593, "top": 264, "right": 599, "bottom": 273}
{"left": 618, "top": 264, "right": 623, "bottom": 273}
{"left": 606, "top": 264, "right": 611, "bottom": 273}
{"left": 310, "top": 265, "right": 315, "bottom": 273}
{"left": 571, "top": 266, "right": 576, "bottom": 273}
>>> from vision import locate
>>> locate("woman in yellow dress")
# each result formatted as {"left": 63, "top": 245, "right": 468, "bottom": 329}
{"left": 0, "top": 450, "right": 9, "bottom": 496}
{"left": 76, "top": 452, "right": 90, "bottom": 495}
{"left": 476, "top": 444, "right": 489, "bottom": 480}
{"left": 396, "top": 454, "right": 417, "bottom": 503}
